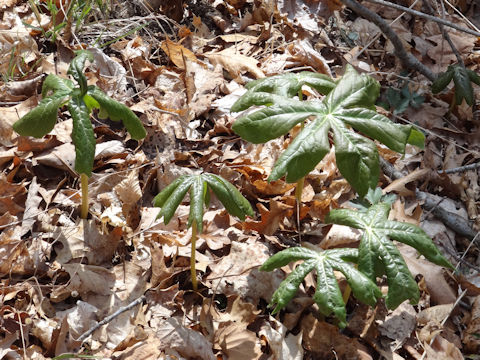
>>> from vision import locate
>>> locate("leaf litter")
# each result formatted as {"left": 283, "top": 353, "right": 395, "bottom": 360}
{"left": 1, "top": 0, "right": 480, "bottom": 358}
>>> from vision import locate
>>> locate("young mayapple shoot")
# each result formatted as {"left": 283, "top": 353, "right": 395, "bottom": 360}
{"left": 261, "top": 189, "right": 453, "bottom": 327}
{"left": 13, "top": 50, "right": 146, "bottom": 219}
{"left": 231, "top": 65, "right": 424, "bottom": 197}
{"left": 232, "top": 68, "right": 452, "bottom": 328}
{"left": 153, "top": 173, "right": 253, "bottom": 290}
{"left": 432, "top": 63, "right": 480, "bottom": 106}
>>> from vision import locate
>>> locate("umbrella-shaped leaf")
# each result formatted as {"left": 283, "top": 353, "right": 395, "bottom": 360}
{"left": 232, "top": 65, "right": 424, "bottom": 196}
{"left": 154, "top": 173, "right": 253, "bottom": 229}
{"left": 231, "top": 71, "right": 335, "bottom": 112}
{"left": 260, "top": 246, "right": 381, "bottom": 328}
{"left": 87, "top": 86, "right": 146, "bottom": 140}
{"left": 325, "top": 193, "right": 453, "bottom": 309}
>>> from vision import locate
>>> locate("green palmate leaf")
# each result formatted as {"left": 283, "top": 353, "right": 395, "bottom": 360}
{"left": 154, "top": 173, "right": 253, "bottom": 232}
{"left": 87, "top": 86, "right": 146, "bottom": 140}
{"left": 467, "top": 69, "right": 480, "bottom": 86}
{"left": 232, "top": 65, "right": 425, "bottom": 196}
{"left": 42, "top": 74, "right": 74, "bottom": 98}
{"left": 188, "top": 176, "right": 206, "bottom": 232}
{"left": 260, "top": 246, "right": 381, "bottom": 328}
{"left": 231, "top": 72, "right": 335, "bottom": 112}
{"left": 68, "top": 50, "right": 93, "bottom": 95}
{"left": 13, "top": 93, "right": 67, "bottom": 138}
{"left": 325, "top": 195, "right": 453, "bottom": 309}
{"left": 452, "top": 65, "right": 474, "bottom": 106}
{"left": 68, "top": 90, "right": 95, "bottom": 176}
{"left": 202, "top": 173, "right": 254, "bottom": 220}
{"left": 431, "top": 67, "right": 454, "bottom": 94}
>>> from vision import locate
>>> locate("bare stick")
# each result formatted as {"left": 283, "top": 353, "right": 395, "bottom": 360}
{"left": 424, "top": 0, "right": 463, "bottom": 66}
{"left": 380, "top": 158, "right": 477, "bottom": 240}
{"left": 363, "top": 0, "right": 480, "bottom": 37}
{"left": 341, "top": 0, "right": 437, "bottom": 81}
{"left": 442, "top": 161, "right": 480, "bottom": 174}
{"left": 77, "top": 295, "right": 146, "bottom": 343}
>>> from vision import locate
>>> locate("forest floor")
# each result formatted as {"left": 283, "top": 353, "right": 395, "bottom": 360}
{"left": 1, "top": 0, "right": 480, "bottom": 359}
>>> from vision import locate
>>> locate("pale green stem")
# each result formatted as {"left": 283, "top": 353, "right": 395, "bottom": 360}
{"left": 295, "top": 88, "right": 305, "bottom": 241}
{"left": 190, "top": 221, "right": 198, "bottom": 291}
{"left": 80, "top": 173, "right": 89, "bottom": 219}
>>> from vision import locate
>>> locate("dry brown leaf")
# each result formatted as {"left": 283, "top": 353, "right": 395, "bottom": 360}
{"left": 216, "top": 322, "right": 262, "bottom": 360}
{"left": 378, "top": 302, "right": 416, "bottom": 342}
{"left": 464, "top": 295, "right": 480, "bottom": 353}
{"left": 206, "top": 239, "right": 284, "bottom": 303}
{"left": 161, "top": 38, "right": 200, "bottom": 70}
{"left": 206, "top": 47, "right": 264, "bottom": 83}
{"left": 63, "top": 263, "right": 115, "bottom": 296}
{"left": 259, "top": 316, "right": 303, "bottom": 360}
{"left": 383, "top": 168, "right": 429, "bottom": 196}
{"left": 301, "top": 313, "right": 368, "bottom": 358}
{"left": 321, "top": 224, "right": 362, "bottom": 249}
{"left": 287, "top": 39, "right": 332, "bottom": 75}
{"left": 424, "top": 335, "right": 463, "bottom": 360}
{"left": 244, "top": 199, "right": 293, "bottom": 235}
{"left": 399, "top": 244, "right": 456, "bottom": 305}
{"left": 155, "top": 317, "right": 215, "bottom": 360}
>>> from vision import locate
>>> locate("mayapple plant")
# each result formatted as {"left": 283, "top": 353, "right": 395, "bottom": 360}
{"left": 432, "top": 63, "right": 480, "bottom": 106}
{"left": 232, "top": 67, "right": 453, "bottom": 328}
{"left": 261, "top": 189, "right": 452, "bottom": 328}
{"left": 153, "top": 173, "right": 253, "bottom": 290}
{"left": 13, "top": 50, "right": 146, "bottom": 218}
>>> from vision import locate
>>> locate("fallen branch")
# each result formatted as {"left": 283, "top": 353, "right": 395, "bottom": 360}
{"left": 424, "top": 0, "right": 464, "bottom": 66}
{"left": 364, "top": 0, "right": 480, "bottom": 37}
{"left": 442, "top": 161, "right": 480, "bottom": 174}
{"left": 380, "top": 158, "right": 477, "bottom": 240}
{"left": 77, "top": 295, "right": 146, "bottom": 343}
{"left": 341, "top": 0, "right": 437, "bottom": 81}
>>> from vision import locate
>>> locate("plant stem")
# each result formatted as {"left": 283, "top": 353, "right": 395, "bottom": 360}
{"left": 190, "top": 221, "right": 198, "bottom": 291}
{"left": 295, "top": 89, "right": 305, "bottom": 240}
{"left": 80, "top": 173, "right": 89, "bottom": 219}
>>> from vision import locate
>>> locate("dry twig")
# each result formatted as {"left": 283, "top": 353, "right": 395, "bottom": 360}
{"left": 364, "top": 0, "right": 480, "bottom": 37}
{"left": 341, "top": 0, "right": 437, "bottom": 81}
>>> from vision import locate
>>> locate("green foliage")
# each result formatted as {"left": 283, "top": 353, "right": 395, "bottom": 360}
{"left": 260, "top": 246, "right": 382, "bottom": 328}
{"left": 325, "top": 189, "right": 453, "bottom": 309}
{"left": 13, "top": 50, "right": 146, "bottom": 177}
{"left": 232, "top": 65, "right": 424, "bottom": 197}
{"left": 260, "top": 189, "right": 453, "bottom": 325}
{"left": 383, "top": 83, "right": 424, "bottom": 115}
{"left": 153, "top": 173, "right": 254, "bottom": 233}
{"left": 432, "top": 64, "right": 480, "bottom": 106}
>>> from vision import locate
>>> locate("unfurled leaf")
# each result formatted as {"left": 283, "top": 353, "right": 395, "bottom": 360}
{"left": 431, "top": 67, "right": 454, "bottom": 94}
{"left": 69, "top": 90, "right": 95, "bottom": 176}
{"left": 260, "top": 246, "right": 381, "bottom": 328}
{"left": 42, "top": 74, "right": 74, "bottom": 98}
{"left": 87, "top": 86, "right": 146, "bottom": 140}
{"left": 452, "top": 65, "right": 474, "bottom": 105}
{"left": 153, "top": 173, "right": 254, "bottom": 233}
{"left": 467, "top": 69, "right": 480, "bottom": 86}
{"left": 432, "top": 64, "right": 479, "bottom": 106}
{"left": 325, "top": 192, "right": 453, "bottom": 309}
{"left": 232, "top": 65, "right": 424, "bottom": 196}
{"left": 13, "top": 93, "right": 67, "bottom": 138}
{"left": 231, "top": 72, "right": 335, "bottom": 112}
